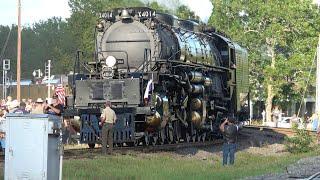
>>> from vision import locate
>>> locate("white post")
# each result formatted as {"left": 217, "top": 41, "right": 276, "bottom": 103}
{"left": 249, "top": 100, "right": 253, "bottom": 125}
{"left": 3, "top": 59, "right": 10, "bottom": 100}
{"left": 47, "top": 60, "right": 51, "bottom": 99}
{"left": 316, "top": 35, "right": 320, "bottom": 113}
{"left": 4, "top": 71, "right": 7, "bottom": 99}
{"left": 59, "top": 118, "right": 63, "bottom": 180}
{"left": 37, "top": 69, "right": 40, "bottom": 78}
{"left": 2, "top": 67, "right": 4, "bottom": 100}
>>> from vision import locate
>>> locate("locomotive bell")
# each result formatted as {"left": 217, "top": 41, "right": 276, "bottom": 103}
{"left": 120, "top": 9, "right": 131, "bottom": 19}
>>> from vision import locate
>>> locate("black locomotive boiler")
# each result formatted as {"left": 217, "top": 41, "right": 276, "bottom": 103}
{"left": 65, "top": 7, "right": 249, "bottom": 147}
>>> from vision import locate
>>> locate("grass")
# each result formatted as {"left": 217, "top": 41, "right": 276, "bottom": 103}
{"left": 63, "top": 148, "right": 320, "bottom": 180}
{"left": 1, "top": 146, "right": 318, "bottom": 179}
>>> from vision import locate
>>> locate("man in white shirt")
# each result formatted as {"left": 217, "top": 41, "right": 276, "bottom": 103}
{"left": 100, "top": 101, "right": 117, "bottom": 154}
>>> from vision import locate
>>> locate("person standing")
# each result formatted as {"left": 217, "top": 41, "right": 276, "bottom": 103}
{"left": 220, "top": 116, "right": 239, "bottom": 166}
{"left": 43, "top": 95, "right": 63, "bottom": 116}
{"left": 5, "top": 96, "right": 12, "bottom": 107}
{"left": 13, "top": 102, "right": 29, "bottom": 114}
{"left": 262, "top": 110, "right": 266, "bottom": 122}
{"left": 100, "top": 101, "right": 116, "bottom": 154}
{"left": 272, "top": 106, "right": 280, "bottom": 127}
{"left": 310, "top": 113, "right": 319, "bottom": 131}
{"left": 31, "top": 98, "right": 44, "bottom": 114}
{"left": 0, "top": 109, "right": 6, "bottom": 151}
{"left": 317, "top": 125, "right": 320, "bottom": 144}
{"left": 26, "top": 99, "right": 33, "bottom": 113}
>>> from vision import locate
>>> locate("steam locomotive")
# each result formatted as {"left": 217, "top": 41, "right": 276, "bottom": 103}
{"left": 65, "top": 7, "right": 249, "bottom": 147}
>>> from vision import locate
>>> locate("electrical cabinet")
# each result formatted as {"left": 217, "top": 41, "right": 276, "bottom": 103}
{"left": 5, "top": 114, "right": 61, "bottom": 180}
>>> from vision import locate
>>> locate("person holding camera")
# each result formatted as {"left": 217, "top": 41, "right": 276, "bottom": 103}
{"left": 43, "top": 95, "right": 63, "bottom": 116}
{"left": 220, "top": 116, "right": 239, "bottom": 166}
{"left": 100, "top": 101, "right": 116, "bottom": 154}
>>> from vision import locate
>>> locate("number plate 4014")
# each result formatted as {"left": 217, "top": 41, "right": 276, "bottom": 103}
{"left": 137, "top": 11, "right": 156, "bottom": 18}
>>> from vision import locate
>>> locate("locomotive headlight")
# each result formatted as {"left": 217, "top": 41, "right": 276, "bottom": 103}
{"left": 105, "top": 56, "right": 117, "bottom": 68}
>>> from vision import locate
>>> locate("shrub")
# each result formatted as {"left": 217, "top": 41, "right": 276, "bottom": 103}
{"left": 285, "top": 126, "right": 313, "bottom": 153}
{"left": 250, "top": 119, "right": 263, "bottom": 126}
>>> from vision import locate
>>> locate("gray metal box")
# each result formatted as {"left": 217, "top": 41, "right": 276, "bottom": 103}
{"left": 5, "top": 114, "right": 62, "bottom": 180}
{"left": 75, "top": 78, "right": 141, "bottom": 107}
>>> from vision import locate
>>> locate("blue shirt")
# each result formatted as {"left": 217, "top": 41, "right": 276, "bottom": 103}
{"left": 13, "top": 108, "right": 29, "bottom": 114}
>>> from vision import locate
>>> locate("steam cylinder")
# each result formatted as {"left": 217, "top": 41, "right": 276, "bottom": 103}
{"left": 189, "top": 85, "right": 204, "bottom": 94}
{"left": 189, "top": 71, "right": 204, "bottom": 83}
{"left": 191, "top": 98, "right": 202, "bottom": 110}
{"left": 191, "top": 111, "right": 201, "bottom": 126}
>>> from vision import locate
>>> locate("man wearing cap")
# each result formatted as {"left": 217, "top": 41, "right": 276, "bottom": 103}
{"left": 100, "top": 101, "right": 116, "bottom": 154}
{"left": 220, "top": 116, "right": 239, "bottom": 166}
{"left": 32, "top": 98, "right": 44, "bottom": 114}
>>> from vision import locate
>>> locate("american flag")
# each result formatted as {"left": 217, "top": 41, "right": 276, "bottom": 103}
{"left": 55, "top": 84, "right": 65, "bottom": 105}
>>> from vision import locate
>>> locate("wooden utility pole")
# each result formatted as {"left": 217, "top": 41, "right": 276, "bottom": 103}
{"left": 47, "top": 60, "right": 51, "bottom": 99}
{"left": 16, "top": 0, "right": 21, "bottom": 101}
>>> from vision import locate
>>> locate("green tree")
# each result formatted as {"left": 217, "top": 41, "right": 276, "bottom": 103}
{"left": 144, "top": 0, "right": 199, "bottom": 19}
{"left": 210, "top": 0, "right": 320, "bottom": 121}
{"left": 0, "top": 17, "right": 76, "bottom": 80}
{"left": 146, "top": 1, "right": 170, "bottom": 13}
{"left": 175, "top": 5, "right": 199, "bottom": 20}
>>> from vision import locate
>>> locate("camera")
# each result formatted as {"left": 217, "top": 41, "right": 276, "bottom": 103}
{"left": 46, "top": 98, "right": 52, "bottom": 105}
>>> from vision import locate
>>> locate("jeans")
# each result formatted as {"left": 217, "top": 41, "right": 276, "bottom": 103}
{"left": 0, "top": 138, "right": 5, "bottom": 150}
{"left": 222, "top": 143, "right": 236, "bottom": 165}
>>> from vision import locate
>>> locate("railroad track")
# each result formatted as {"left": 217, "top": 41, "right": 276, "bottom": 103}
{"left": 0, "top": 139, "right": 224, "bottom": 162}
{"left": 1, "top": 126, "right": 313, "bottom": 162}
{"left": 63, "top": 139, "right": 224, "bottom": 159}
{"left": 243, "top": 125, "right": 317, "bottom": 137}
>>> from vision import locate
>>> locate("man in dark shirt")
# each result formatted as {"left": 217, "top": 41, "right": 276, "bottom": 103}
{"left": 44, "top": 96, "right": 63, "bottom": 116}
{"left": 13, "top": 102, "right": 29, "bottom": 114}
{"left": 220, "top": 116, "right": 239, "bottom": 166}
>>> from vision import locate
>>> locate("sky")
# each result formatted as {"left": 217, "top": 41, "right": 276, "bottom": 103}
{"left": 0, "top": 0, "right": 71, "bottom": 26}
{"left": 0, "top": 0, "right": 213, "bottom": 26}
{"left": 181, "top": 0, "right": 213, "bottom": 21}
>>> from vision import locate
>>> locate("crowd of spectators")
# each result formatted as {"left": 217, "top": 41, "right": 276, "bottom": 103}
{"left": 0, "top": 95, "right": 65, "bottom": 150}
{"left": 0, "top": 95, "right": 63, "bottom": 116}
